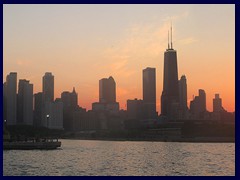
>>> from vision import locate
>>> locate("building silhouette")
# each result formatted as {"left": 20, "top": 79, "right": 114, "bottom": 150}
{"left": 92, "top": 76, "right": 120, "bottom": 130}
{"left": 190, "top": 89, "right": 206, "bottom": 119}
{"left": 213, "top": 94, "right": 223, "bottom": 112}
{"left": 93, "top": 76, "right": 119, "bottom": 113}
{"left": 211, "top": 94, "right": 233, "bottom": 122}
{"left": 61, "top": 87, "right": 79, "bottom": 131}
{"left": 5, "top": 72, "right": 17, "bottom": 125}
{"left": 43, "top": 98, "right": 63, "bottom": 129}
{"left": 43, "top": 72, "right": 54, "bottom": 102}
{"left": 92, "top": 101, "right": 119, "bottom": 113}
{"left": 198, "top": 89, "right": 206, "bottom": 113}
{"left": 126, "top": 98, "right": 144, "bottom": 129}
{"left": 71, "top": 87, "right": 78, "bottom": 109}
{"left": 127, "top": 98, "right": 144, "bottom": 120}
{"left": 3, "top": 82, "right": 7, "bottom": 122}
{"left": 143, "top": 67, "right": 156, "bottom": 119}
{"left": 42, "top": 72, "right": 56, "bottom": 128}
{"left": 72, "top": 108, "right": 94, "bottom": 131}
{"left": 61, "top": 87, "right": 78, "bottom": 110}
{"left": 161, "top": 27, "right": 179, "bottom": 120}
{"left": 99, "top": 76, "right": 116, "bottom": 103}
{"left": 179, "top": 75, "right": 188, "bottom": 118}
{"left": 17, "top": 79, "right": 33, "bottom": 125}
{"left": 34, "top": 92, "right": 43, "bottom": 127}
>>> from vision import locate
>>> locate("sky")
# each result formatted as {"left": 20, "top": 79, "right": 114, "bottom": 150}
{"left": 3, "top": 4, "right": 235, "bottom": 113}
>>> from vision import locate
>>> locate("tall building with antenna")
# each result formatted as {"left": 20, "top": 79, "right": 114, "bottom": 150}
{"left": 161, "top": 25, "right": 179, "bottom": 120}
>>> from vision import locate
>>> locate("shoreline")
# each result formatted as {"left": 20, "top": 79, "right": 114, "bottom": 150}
{"left": 60, "top": 137, "right": 235, "bottom": 143}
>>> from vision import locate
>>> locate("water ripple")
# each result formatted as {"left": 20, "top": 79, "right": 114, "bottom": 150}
{"left": 3, "top": 140, "right": 235, "bottom": 176}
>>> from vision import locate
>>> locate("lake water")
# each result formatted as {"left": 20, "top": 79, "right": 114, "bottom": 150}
{"left": 3, "top": 139, "right": 235, "bottom": 176}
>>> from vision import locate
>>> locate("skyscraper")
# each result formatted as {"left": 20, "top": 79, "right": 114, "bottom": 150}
{"left": 43, "top": 72, "right": 54, "bottom": 102}
{"left": 34, "top": 92, "right": 43, "bottom": 127}
{"left": 42, "top": 72, "right": 54, "bottom": 127}
{"left": 61, "top": 87, "right": 78, "bottom": 109}
{"left": 6, "top": 72, "right": 17, "bottom": 125}
{"left": 127, "top": 98, "right": 144, "bottom": 120}
{"left": 126, "top": 98, "right": 144, "bottom": 129}
{"left": 161, "top": 27, "right": 179, "bottom": 120}
{"left": 61, "top": 88, "right": 79, "bottom": 131}
{"left": 93, "top": 76, "right": 119, "bottom": 113}
{"left": 190, "top": 89, "right": 206, "bottom": 119}
{"left": 213, "top": 94, "right": 222, "bottom": 112}
{"left": 44, "top": 99, "right": 63, "bottom": 129}
{"left": 179, "top": 75, "right": 188, "bottom": 118}
{"left": 198, "top": 89, "right": 206, "bottom": 113}
{"left": 143, "top": 67, "right": 156, "bottom": 118}
{"left": 99, "top": 78, "right": 107, "bottom": 103}
{"left": 99, "top": 76, "right": 116, "bottom": 103}
{"left": 71, "top": 87, "right": 78, "bottom": 109}
{"left": 17, "top": 79, "right": 33, "bottom": 125}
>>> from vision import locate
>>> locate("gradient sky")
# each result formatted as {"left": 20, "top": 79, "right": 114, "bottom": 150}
{"left": 3, "top": 4, "right": 235, "bottom": 113}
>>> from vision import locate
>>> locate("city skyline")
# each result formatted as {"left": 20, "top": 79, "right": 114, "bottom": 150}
{"left": 3, "top": 4, "right": 235, "bottom": 112}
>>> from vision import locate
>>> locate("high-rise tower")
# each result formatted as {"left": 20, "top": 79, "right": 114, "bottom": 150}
{"left": 99, "top": 76, "right": 116, "bottom": 103}
{"left": 17, "top": 79, "right": 33, "bottom": 125}
{"left": 6, "top": 72, "right": 17, "bottom": 125}
{"left": 190, "top": 89, "right": 206, "bottom": 119}
{"left": 93, "top": 76, "right": 119, "bottom": 113}
{"left": 179, "top": 75, "right": 188, "bottom": 118}
{"left": 42, "top": 72, "right": 54, "bottom": 128}
{"left": 198, "top": 89, "right": 206, "bottom": 113}
{"left": 71, "top": 87, "right": 78, "bottom": 109}
{"left": 213, "top": 94, "right": 223, "bottom": 112}
{"left": 34, "top": 92, "right": 43, "bottom": 127}
{"left": 43, "top": 72, "right": 54, "bottom": 102}
{"left": 161, "top": 26, "right": 179, "bottom": 119}
{"left": 143, "top": 67, "right": 156, "bottom": 118}
{"left": 61, "top": 88, "right": 78, "bottom": 131}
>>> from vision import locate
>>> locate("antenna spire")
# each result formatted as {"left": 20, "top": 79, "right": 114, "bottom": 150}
{"left": 168, "top": 30, "right": 170, "bottom": 49}
{"left": 171, "top": 22, "right": 173, "bottom": 49}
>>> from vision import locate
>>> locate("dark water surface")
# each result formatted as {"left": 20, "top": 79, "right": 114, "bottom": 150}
{"left": 3, "top": 139, "right": 235, "bottom": 176}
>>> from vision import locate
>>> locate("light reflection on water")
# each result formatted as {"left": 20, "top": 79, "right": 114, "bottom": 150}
{"left": 3, "top": 139, "right": 235, "bottom": 176}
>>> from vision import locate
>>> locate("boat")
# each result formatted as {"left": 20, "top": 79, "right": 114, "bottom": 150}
{"left": 3, "top": 138, "right": 61, "bottom": 150}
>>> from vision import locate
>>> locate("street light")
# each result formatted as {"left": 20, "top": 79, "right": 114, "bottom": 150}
{"left": 46, "top": 115, "right": 50, "bottom": 127}
{"left": 4, "top": 119, "right": 7, "bottom": 130}
{"left": 46, "top": 115, "right": 50, "bottom": 139}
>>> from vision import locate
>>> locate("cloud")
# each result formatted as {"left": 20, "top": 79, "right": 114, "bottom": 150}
{"left": 92, "top": 10, "right": 194, "bottom": 109}
{"left": 16, "top": 59, "right": 32, "bottom": 67}
{"left": 103, "top": 17, "right": 186, "bottom": 62}
{"left": 110, "top": 59, "right": 128, "bottom": 71}
{"left": 99, "top": 16, "right": 186, "bottom": 82}
{"left": 102, "top": 10, "right": 193, "bottom": 63}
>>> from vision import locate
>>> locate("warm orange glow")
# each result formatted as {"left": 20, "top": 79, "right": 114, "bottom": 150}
{"left": 3, "top": 5, "right": 235, "bottom": 113}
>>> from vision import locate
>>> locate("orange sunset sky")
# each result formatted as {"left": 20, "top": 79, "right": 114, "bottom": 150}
{"left": 3, "top": 4, "right": 235, "bottom": 113}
